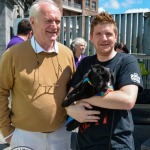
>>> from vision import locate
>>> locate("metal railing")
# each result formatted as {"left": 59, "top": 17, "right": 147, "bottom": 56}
{"left": 60, "top": 12, "right": 150, "bottom": 56}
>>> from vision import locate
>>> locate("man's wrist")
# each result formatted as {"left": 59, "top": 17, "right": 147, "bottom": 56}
{"left": 65, "top": 103, "right": 75, "bottom": 114}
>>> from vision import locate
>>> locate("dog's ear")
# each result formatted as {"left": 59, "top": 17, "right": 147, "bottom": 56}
{"left": 105, "top": 67, "right": 110, "bottom": 72}
{"left": 83, "top": 71, "right": 89, "bottom": 80}
{"left": 104, "top": 67, "right": 115, "bottom": 84}
{"left": 110, "top": 72, "right": 115, "bottom": 85}
{"left": 91, "top": 65, "right": 98, "bottom": 74}
{"left": 83, "top": 66, "right": 92, "bottom": 79}
{"left": 91, "top": 65, "right": 96, "bottom": 72}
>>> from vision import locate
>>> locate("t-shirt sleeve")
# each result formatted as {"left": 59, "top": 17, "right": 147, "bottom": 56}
{"left": 117, "top": 55, "right": 143, "bottom": 92}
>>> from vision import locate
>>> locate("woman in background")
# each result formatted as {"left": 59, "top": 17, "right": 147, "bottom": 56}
{"left": 114, "top": 42, "right": 129, "bottom": 53}
{"left": 70, "top": 37, "right": 87, "bottom": 68}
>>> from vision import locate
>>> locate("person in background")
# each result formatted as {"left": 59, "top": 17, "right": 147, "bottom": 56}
{"left": 6, "top": 19, "right": 32, "bottom": 111}
{"left": 66, "top": 12, "right": 143, "bottom": 150}
{"left": 0, "top": 0, "right": 75, "bottom": 150}
{"left": 70, "top": 37, "right": 87, "bottom": 68}
{"left": 6, "top": 19, "right": 32, "bottom": 49}
{"left": 114, "top": 43, "right": 149, "bottom": 76}
{"left": 114, "top": 42, "right": 129, "bottom": 53}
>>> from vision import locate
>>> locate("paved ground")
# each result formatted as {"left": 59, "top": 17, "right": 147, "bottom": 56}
{"left": 0, "top": 125, "right": 150, "bottom": 150}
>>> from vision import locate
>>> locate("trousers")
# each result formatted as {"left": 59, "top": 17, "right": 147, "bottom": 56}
{"left": 10, "top": 123, "right": 71, "bottom": 150}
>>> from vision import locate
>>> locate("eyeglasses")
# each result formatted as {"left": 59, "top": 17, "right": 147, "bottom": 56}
{"left": 35, "top": 56, "right": 62, "bottom": 94}
{"left": 34, "top": 38, "right": 62, "bottom": 94}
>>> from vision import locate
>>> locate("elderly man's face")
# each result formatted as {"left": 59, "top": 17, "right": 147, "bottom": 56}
{"left": 30, "top": 3, "right": 61, "bottom": 48}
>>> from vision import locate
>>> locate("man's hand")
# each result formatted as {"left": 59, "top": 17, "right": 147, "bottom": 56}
{"left": 66, "top": 102, "right": 100, "bottom": 123}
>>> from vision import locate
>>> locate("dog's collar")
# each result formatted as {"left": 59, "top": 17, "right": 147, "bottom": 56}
{"left": 83, "top": 77, "right": 92, "bottom": 85}
{"left": 83, "top": 77, "right": 114, "bottom": 96}
{"left": 97, "top": 85, "right": 114, "bottom": 96}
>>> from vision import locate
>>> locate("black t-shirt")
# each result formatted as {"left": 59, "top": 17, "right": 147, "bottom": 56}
{"left": 70, "top": 53, "right": 143, "bottom": 150}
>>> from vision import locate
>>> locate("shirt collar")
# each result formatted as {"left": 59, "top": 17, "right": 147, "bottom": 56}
{"left": 31, "top": 36, "right": 58, "bottom": 54}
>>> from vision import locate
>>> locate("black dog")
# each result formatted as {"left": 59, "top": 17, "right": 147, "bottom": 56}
{"left": 62, "top": 64, "right": 114, "bottom": 131}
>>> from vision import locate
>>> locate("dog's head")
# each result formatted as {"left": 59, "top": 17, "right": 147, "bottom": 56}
{"left": 84, "top": 64, "right": 114, "bottom": 92}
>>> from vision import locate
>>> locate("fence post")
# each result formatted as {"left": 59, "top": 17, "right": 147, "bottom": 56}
{"left": 143, "top": 12, "right": 150, "bottom": 55}
{"left": 84, "top": 16, "right": 90, "bottom": 56}
{"left": 65, "top": 17, "right": 71, "bottom": 47}
{"left": 60, "top": 17, "right": 64, "bottom": 44}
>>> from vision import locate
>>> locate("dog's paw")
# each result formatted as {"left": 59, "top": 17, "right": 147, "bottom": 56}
{"left": 61, "top": 100, "right": 67, "bottom": 107}
{"left": 66, "top": 119, "right": 80, "bottom": 131}
{"left": 62, "top": 94, "right": 76, "bottom": 107}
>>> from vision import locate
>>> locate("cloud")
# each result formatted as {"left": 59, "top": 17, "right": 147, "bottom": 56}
{"left": 125, "top": 8, "right": 150, "bottom": 13}
{"left": 121, "top": 0, "right": 143, "bottom": 7}
{"left": 103, "top": 0, "right": 120, "bottom": 9}
{"left": 121, "top": 0, "right": 135, "bottom": 7}
{"left": 98, "top": 7, "right": 106, "bottom": 13}
{"left": 99, "top": 0, "right": 143, "bottom": 9}
{"left": 98, "top": 0, "right": 148, "bottom": 14}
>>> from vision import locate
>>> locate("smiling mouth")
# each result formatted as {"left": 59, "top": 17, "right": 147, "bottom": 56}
{"left": 101, "top": 43, "right": 110, "bottom": 47}
{"left": 47, "top": 31, "right": 57, "bottom": 34}
{"left": 100, "top": 43, "right": 108, "bottom": 46}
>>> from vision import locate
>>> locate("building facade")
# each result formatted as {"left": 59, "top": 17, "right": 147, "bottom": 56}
{"left": 56, "top": 0, "right": 98, "bottom": 16}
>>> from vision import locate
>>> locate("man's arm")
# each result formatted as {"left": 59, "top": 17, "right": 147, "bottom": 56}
{"left": 65, "top": 87, "right": 101, "bottom": 123}
{"left": 66, "top": 84, "right": 138, "bottom": 123}
{"left": 0, "top": 51, "right": 15, "bottom": 138}
{"left": 80, "top": 84, "right": 138, "bottom": 110}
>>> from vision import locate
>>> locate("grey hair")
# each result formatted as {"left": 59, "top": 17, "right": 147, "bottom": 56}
{"left": 29, "top": 0, "right": 60, "bottom": 21}
{"left": 70, "top": 37, "right": 87, "bottom": 52}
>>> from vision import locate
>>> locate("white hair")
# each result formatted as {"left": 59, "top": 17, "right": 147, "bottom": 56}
{"left": 29, "top": 0, "right": 60, "bottom": 21}
{"left": 70, "top": 37, "right": 87, "bottom": 52}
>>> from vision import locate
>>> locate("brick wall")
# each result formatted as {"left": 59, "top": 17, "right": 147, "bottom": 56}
{"left": 82, "top": 0, "right": 98, "bottom": 16}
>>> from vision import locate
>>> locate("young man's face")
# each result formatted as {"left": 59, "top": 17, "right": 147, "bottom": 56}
{"left": 90, "top": 23, "right": 118, "bottom": 56}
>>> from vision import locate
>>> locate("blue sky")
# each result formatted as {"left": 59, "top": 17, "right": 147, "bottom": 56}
{"left": 98, "top": 0, "right": 150, "bottom": 14}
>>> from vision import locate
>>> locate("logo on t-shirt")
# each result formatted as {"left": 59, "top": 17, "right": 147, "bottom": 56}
{"left": 12, "top": 146, "right": 33, "bottom": 150}
{"left": 131, "top": 73, "right": 140, "bottom": 83}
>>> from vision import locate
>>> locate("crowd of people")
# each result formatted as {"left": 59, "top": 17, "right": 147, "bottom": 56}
{"left": 0, "top": 0, "right": 143, "bottom": 150}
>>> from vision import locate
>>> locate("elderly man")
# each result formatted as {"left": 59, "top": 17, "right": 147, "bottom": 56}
{"left": 0, "top": 0, "right": 75, "bottom": 149}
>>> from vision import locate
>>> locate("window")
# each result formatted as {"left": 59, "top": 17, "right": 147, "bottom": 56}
{"left": 86, "top": 0, "right": 90, "bottom": 8}
{"left": 92, "top": 1, "right": 96, "bottom": 11}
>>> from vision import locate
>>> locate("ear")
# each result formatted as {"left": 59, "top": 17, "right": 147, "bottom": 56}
{"left": 106, "top": 67, "right": 110, "bottom": 72}
{"left": 115, "top": 34, "right": 118, "bottom": 43}
{"left": 70, "top": 43, "right": 75, "bottom": 50}
{"left": 91, "top": 66, "right": 97, "bottom": 73}
{"left": 91, "top": 65, "right": 97, "bottom": 73}
{"left": 83, "top": 68, "right": 91, "bottom": 79}
{"left": 30, "top": 17, "right": 35, "bottom": 26}
{"left": 110, "top": 73, "right": 115, "bottom": 85}
{"left": 28, "top": 31, "right": 33, "bottom": 39}
{"left": 90, "top": 34, "right": 93, "bottom": 43}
